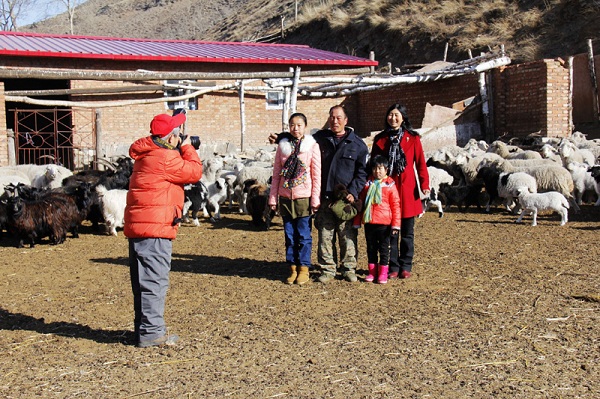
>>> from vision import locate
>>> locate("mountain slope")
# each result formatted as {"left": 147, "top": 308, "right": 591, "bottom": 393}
{"left": 25, "top": 0, "right": 600, "bottom": 66}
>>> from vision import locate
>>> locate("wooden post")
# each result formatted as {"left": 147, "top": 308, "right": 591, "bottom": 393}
{"left": 294, "top": 0, "right": 298, "bottom": 23}
{"left": 587, "top": 39, "right": 599, "bottom": 122}
{"left": 239, "top": 80, "right": 246, "bottom": 152}
{"left": 282, "top": 68, "right": 292, "bottom": 131}
{"left": 443, "top": 42, "right": 449, "bottom": 62}
{"left": 479, "top": 71, "right": 493, "bottom": 142}
{"left": 290, "top": 66, "right": 301, "bottom": 114}
{"left": 7, "top": 129, "right": 16, "bottom": 166}
{"left": 95, "top": 110, "right": 103, "bottom": 170}
{"left": 281, "top": 16, "right": 286, "bottom": 39}
{"left": 369, "top": 51, "right": 375, "bottom": 74}
{"left": 568, "top": 56, "right": 575, "bottom": 135}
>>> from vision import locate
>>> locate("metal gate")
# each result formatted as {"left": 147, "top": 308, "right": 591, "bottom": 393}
{"left": 13, "top": 108, "right": 96, "bottom": 171}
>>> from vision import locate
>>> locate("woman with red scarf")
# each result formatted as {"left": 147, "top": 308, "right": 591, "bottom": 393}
{"left": 370, "top": 104, "right": 430, "bottom": 279}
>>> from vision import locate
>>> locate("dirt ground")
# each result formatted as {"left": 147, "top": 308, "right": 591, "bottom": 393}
{"left": 0, "top": 204, "right": 599, "bottom": 399}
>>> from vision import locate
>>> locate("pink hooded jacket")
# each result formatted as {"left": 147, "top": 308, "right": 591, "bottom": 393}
{"left": 268, "top": 134, "right": 321, "bottom": 209}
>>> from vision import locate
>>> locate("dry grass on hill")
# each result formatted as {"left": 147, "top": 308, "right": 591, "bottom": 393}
{"left": 26, "top": 0, "right": 600, "bottom": 66}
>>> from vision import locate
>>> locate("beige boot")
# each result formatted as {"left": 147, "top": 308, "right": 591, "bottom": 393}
{"left": 285, "top": 266, "right": 298, "bottom": 285}
{"left": 296, "top": 266, "right": 310, "bottom": 285}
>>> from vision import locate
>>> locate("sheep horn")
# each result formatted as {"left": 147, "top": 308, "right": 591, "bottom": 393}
{"left": 38, "top": 155, "right": 56, "bottom": 162}
{"left": 96, "top": 158, "right": 117, "bottom": 171}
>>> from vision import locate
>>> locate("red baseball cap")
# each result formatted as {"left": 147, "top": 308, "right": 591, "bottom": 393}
{"left": 150, "top": 112, "right": 186, "bottom": 137}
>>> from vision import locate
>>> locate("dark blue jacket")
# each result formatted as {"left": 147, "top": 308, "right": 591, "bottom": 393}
{"left": 312, "top": 127, "right": 369, "bottom": 200}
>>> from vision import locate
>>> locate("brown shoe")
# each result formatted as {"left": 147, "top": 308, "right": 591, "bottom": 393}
{"left": 296, "top": 266, "right": 310, "bottom": 285}
{"left": 285, "top": 265, "right": 298, "bottom": 284}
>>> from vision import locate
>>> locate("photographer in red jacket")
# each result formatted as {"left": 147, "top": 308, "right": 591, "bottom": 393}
{"left": 124, "top": 110, "right": 203, "bottom": 348}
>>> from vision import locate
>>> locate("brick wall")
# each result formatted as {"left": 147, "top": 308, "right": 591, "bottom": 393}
{"left": 71, "top": 80, "right": 352, "bottom": 157}
{"left": 355, "top": 75, "right": 480, "bottom": 136}
{"left": 491, "top": 59, "right": 571, "bottom": 138}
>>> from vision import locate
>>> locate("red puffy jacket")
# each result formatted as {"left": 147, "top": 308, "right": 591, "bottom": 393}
{"left": 124, "top": 137, "right": 203, "bottom": 239}
{"left": 354, "top": 176, "right": 401, "bottom": 229}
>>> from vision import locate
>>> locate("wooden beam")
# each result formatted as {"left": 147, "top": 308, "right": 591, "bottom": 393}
{"left": 0, "top": 66, "right": 371, "bottom": 81}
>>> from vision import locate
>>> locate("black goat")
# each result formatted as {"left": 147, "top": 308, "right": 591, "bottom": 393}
{"left": 438, "top": 182, "right": 484, "bottom": 213}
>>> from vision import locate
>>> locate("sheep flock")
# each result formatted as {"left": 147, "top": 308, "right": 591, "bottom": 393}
{"left": 2, "top": 131, "right": 600, "bottom": 248}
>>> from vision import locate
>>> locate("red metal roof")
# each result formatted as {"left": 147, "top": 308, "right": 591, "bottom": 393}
{"left": 0, "top": 31, "right": 377, "bottom": 67}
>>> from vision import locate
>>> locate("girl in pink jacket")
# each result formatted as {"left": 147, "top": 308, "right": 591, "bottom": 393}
{"left": 269, "top": 113, "right": 322, "bottom": 285}
{"left": 354, "top": 155, "right": 401, "bottom": 284}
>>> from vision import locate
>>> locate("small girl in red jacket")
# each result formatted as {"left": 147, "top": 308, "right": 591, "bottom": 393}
{"left": 354, "top": 155, "right": 401, "bottom": 284}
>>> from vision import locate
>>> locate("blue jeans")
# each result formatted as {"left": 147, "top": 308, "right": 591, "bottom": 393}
{"left": 283, "top": 215, "right": 313, "bottom": 266}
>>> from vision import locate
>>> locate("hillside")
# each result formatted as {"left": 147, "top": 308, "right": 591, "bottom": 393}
{"left": 24, "top": 0, "right": 600, "bottom": 67}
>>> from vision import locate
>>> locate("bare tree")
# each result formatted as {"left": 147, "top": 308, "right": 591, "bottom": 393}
{"left": 1, "top": 0, "right": 38, "bottom": 30}
{"left": 58, "top": 0, "right": 83, "bottom": 34}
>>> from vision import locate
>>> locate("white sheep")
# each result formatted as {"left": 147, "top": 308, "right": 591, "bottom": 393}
{"left": 515, "top": 187, "right": 569, "bottom": 226}
{"left": 566, "top": 162, "right": 600, "bottom": 205}
{"left": 96, "top": 184, "right": 128, "bottom": 236}
{"left": 539, "top": 144, "right": 562, "bottom": 163}
{"left": 454, "top": 152, "right": 503, "bottom": 185}
{"left": 558, "top": 139, "right": 596, "bottom": 167}
{"left": 488, "top": 140, "right": 542, "bottom": 160}
{"left": 201, "top": 156, "right": 225, "bottom": 183}
{"left": 30, "top": 164, "right": 63, "bottom": 189}
{"left": 0, "top": 164, "right": 73, "bottom": 188}
{"left": 480, "top": 158, "right": 577, "bottom": 211}
{"left": 421, "top": 166, "right": 454, "bottom": 217}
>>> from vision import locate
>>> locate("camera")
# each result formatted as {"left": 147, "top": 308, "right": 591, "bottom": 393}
{"left": 182, "top": 135, "right": 201, "bottom": 150}
{"left": 173, "top": 108, "right": 201, "bottom": 150}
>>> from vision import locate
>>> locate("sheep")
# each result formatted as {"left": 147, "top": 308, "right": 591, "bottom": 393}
{"left": 183, "top": 181, "right": 209, "bottom": 226}
{"left": 454, "top": 152, "right": 504, "bottom": 185}
{"left": 234, "top": 165, "right": 274, "bottom": 214}
{"left": 476, "top": 166, "right": 537, "bottom": 212}
{"left": 421, "top": 166, "right": 454, "bottom": 217}
{"left": 30, "top": 164, "right": 72, "bottom": 189}
{"left": 96, "top": 185, "right": 128, "bottom": 236}
{"left": 515, "top": 187, "right": 569, "bottom": 226}
{"left": 539, "top": 144, "right": 562, "bottom": 163}
{"left": 253, "top": 148, "right": 274, "bottom": 163}
{"left": 4, "top": 186, "right": 85, "bottom": 248}
{"left": 564, "top": 162, "right": 600, "bottom": 205}
{"left": 205, "top": 177, "right": 228, "bottom": 221}
{"left": 488, "top": 140, "right": 542, "bottom": 160}
{"left": 558, "top": 139, "right": 596, "bottom": 167}
{"left": 437, "top": 182, "right": 484, "bottom": 213}
{"left": 426, "top": 157, "right": 467, "bottom": 186}
{"left": 201, "top": 156, "right": 225, "bottom": 183}
{"left": 62, "top": 157, "right": 132, "bottom": 230}
{"left": 244, "top": 179, "right": 275, "bottom": 229}
{"left": 480, "top": 158, "right": 577, "bottom": 211}
{"left": 586, "top": 165, "right": 600, "bottom": 206}
{"left": 0, "top": 164, "right": 73, "bottom": 188}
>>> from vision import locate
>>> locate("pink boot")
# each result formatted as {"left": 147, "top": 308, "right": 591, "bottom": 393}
{"left": 378, "top": 265, "right": 389, "bottom": 284}
{"left": 365, "top": 263, "right": 377, "bottom": 282}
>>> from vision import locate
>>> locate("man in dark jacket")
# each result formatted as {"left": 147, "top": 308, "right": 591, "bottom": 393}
{"left": 312, "top": 105, "right": 368, "bottom": 282}
{"left": 269, "top": 105, "right": 368, "bottom": 282}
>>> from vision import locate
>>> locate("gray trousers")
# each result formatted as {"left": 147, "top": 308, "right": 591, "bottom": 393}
{"left": 315, "top": 205, "right": 358, "bottom": 275}
{"left": 129, "top": 238, "right": 172, "bottom": 343}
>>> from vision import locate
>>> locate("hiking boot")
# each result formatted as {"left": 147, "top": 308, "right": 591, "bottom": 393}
{"left": 343, "top": 271, "right": 358, "bottom": 283}
{"left": 296, "top": 266, "right": 310, "bottom": 285}
{"left": 137, "top": 334, "right": 179, "bottom": 348}
{"left": 285, "top": 265, "right": 298, "bottom": 285}
{"left": 401, "top": 270, "right": 412, "bottom": 279}
{"left": 318, "top": 272, "right": 335, "bottom": 283}
{"left": 388, "top": 271, "right": 399, "bottom": 279}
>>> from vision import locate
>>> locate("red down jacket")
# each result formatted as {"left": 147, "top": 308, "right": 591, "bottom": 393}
{"left": 124, "top": 137, "right": 202, "bottom": 239}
